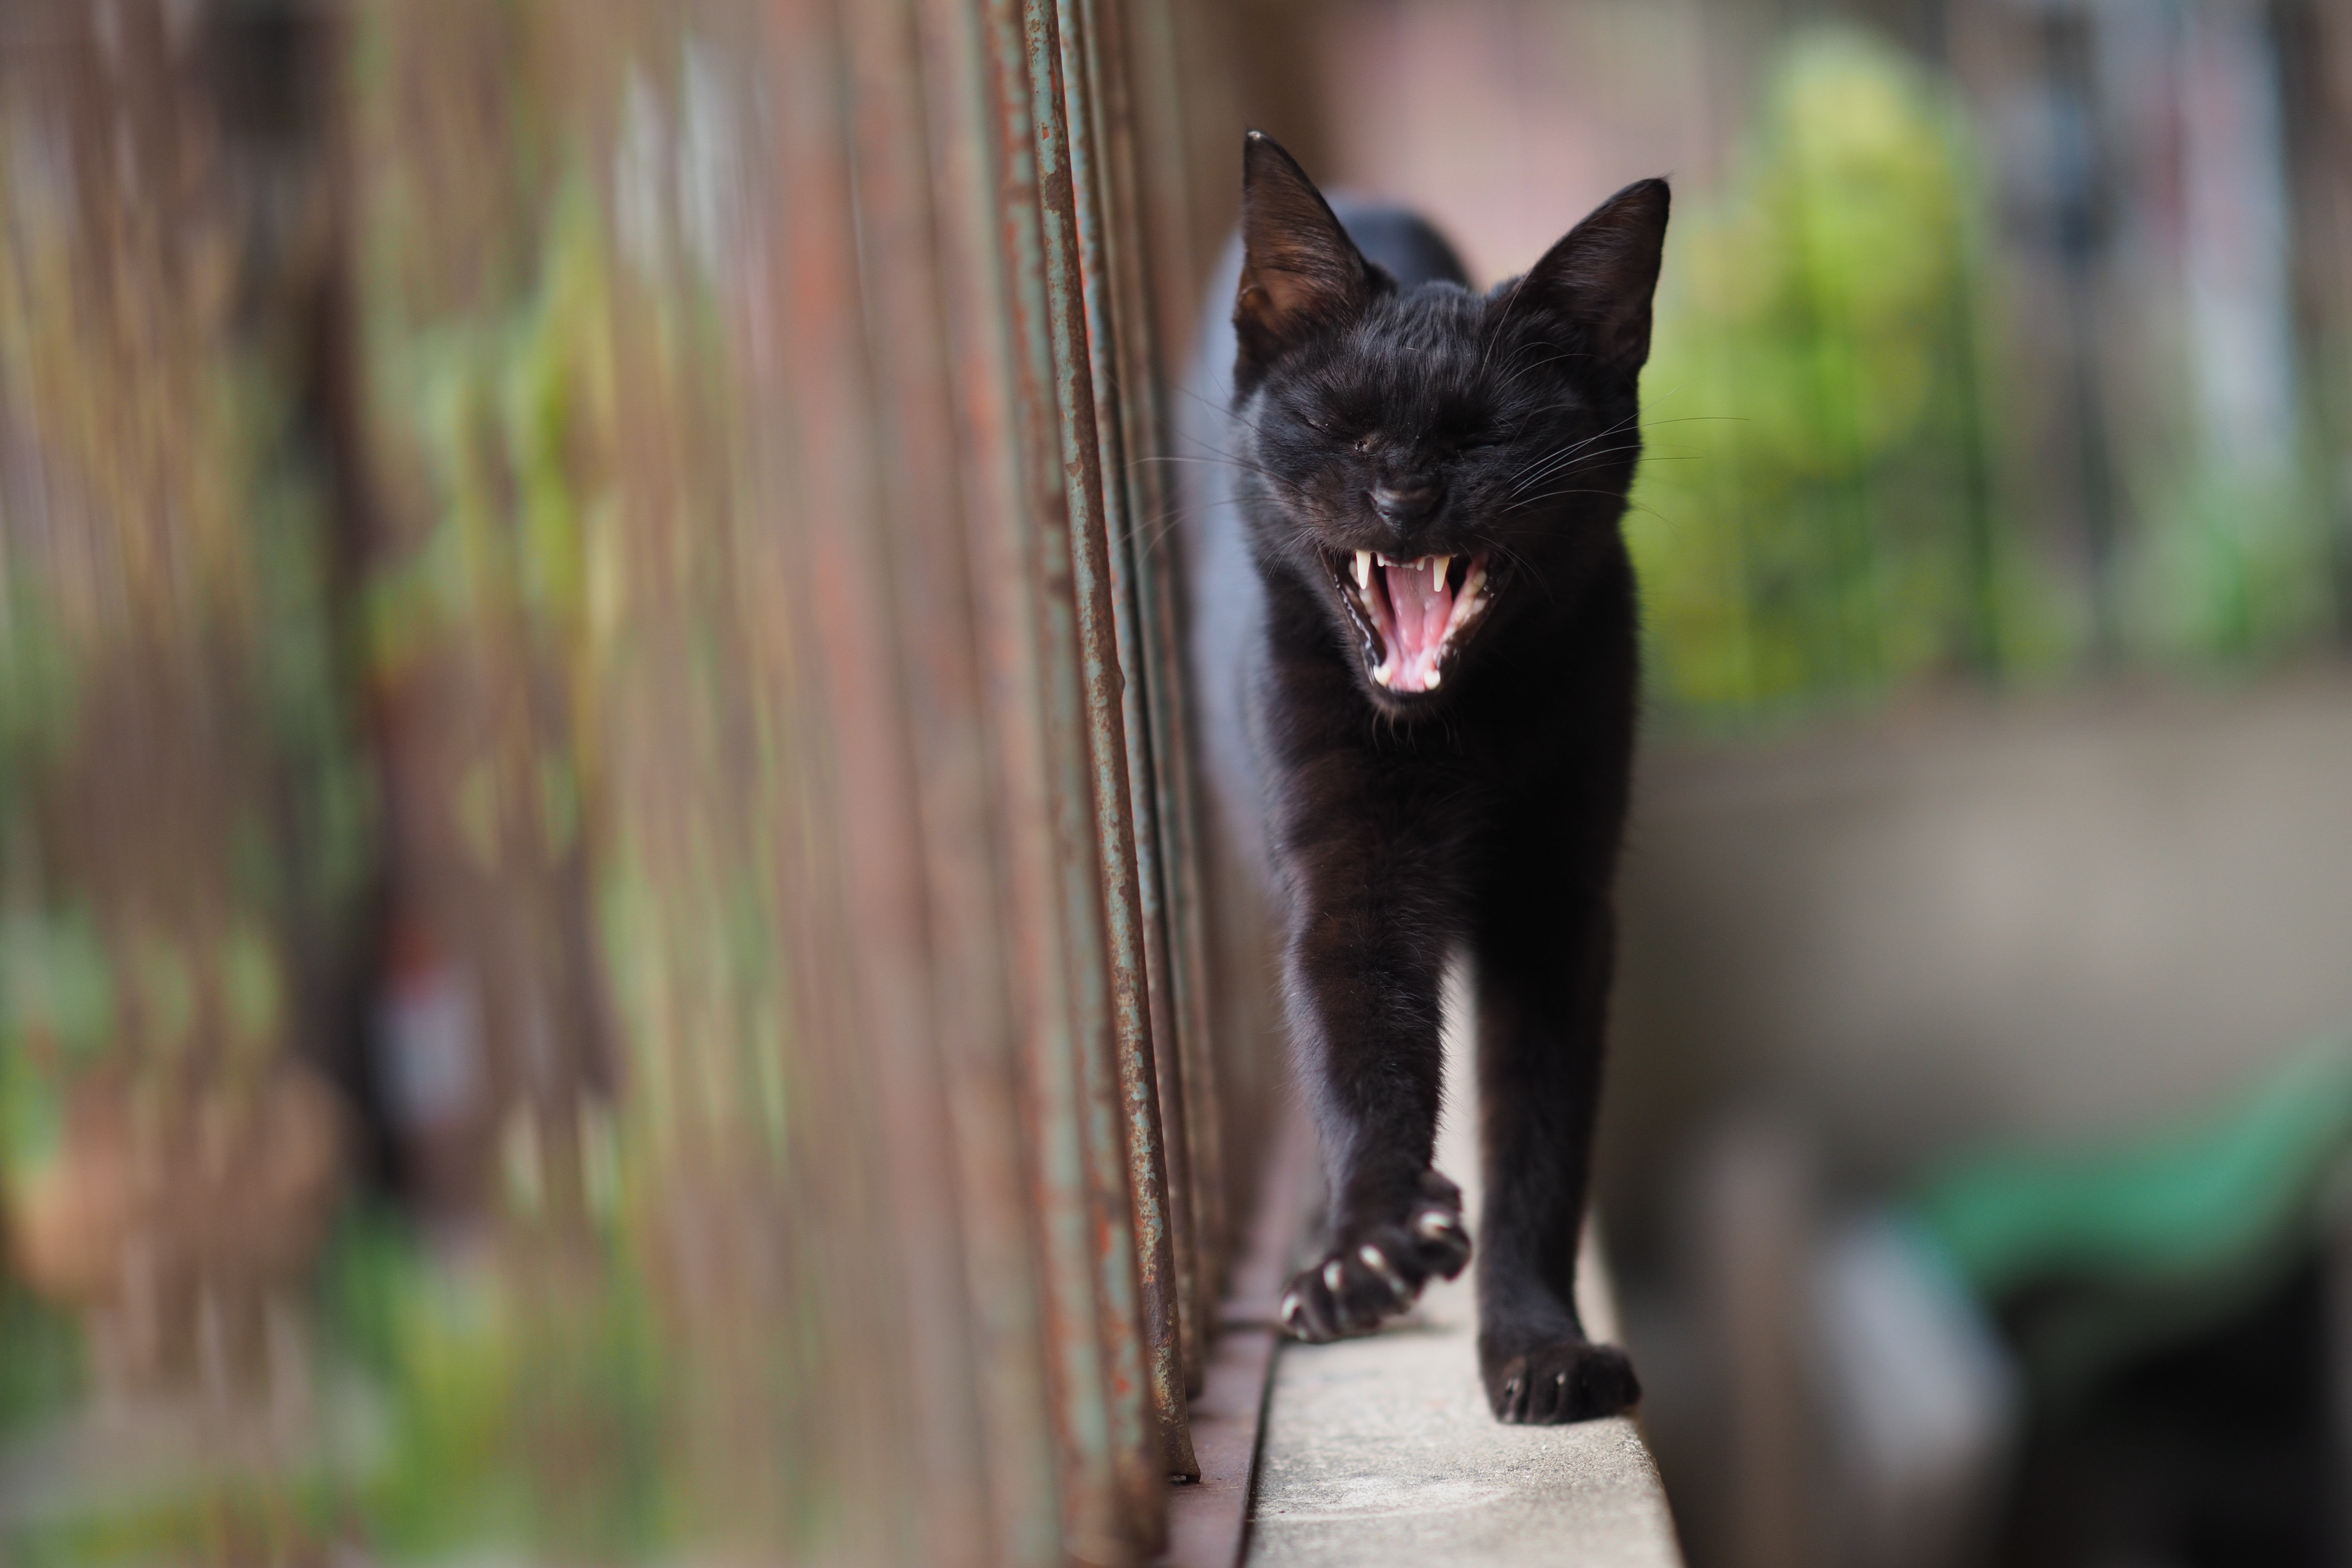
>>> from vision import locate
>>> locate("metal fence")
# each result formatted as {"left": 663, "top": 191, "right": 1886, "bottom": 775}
{"left": 0, "top": 1, "right": 1249, "bottom": 1562}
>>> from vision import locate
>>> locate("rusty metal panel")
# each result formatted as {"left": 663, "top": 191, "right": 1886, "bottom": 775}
{"left": 840, "top": 0, "right": 1073, "bottom": 1560}
{"left": 762, "top": 0, "right": 1007, "bottom": 1558}
{"left": 0, "top": 0, "right": 1251, "bottom": 1560}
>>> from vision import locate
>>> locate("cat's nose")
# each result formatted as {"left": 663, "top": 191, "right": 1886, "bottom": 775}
{"left": 1371, "top": 481, "right": 1441, "bottom": 529}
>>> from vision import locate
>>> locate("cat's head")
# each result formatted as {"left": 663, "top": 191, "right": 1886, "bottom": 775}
{"left": 1229, "top": 132, "right": 1667, "bottom": 714}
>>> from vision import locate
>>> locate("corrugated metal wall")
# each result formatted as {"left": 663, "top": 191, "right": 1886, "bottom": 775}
{"left": 0, "top": 0, "right": 1249, "bottom": 1561}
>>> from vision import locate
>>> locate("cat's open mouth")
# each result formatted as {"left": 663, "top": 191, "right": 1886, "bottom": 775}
{"left": 1328, "top": 549, "right": 1495, "bottom": 695}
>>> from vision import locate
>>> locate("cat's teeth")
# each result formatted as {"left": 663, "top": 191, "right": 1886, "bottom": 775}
{"left": 1353, "top": 549, "right": 1372, "bottom": 592}
{"left": 1424, "top": 667, "right": 1441, "bottom": 689}
{"left": 1431, "top": 554, "right": 1449, "bottom": 592}
{"left": 1438, "top": 561, "right": 1491, "bottom": 647}
{"left": 1375, "top": 551, "right": 1394, "bottom": 568}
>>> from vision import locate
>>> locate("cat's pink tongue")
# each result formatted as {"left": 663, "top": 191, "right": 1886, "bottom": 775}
{"left": 1381, "top": 558, "right": 1455, "bottom": 691}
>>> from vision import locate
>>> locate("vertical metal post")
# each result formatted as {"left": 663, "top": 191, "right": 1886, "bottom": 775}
{"left": 1000, "top": 0, "right": 1180, "bottom": 1535}
{"left": 1044, "top": 0, "right": 1199, "bottom": 1475}
{"left": 936, "top": 0, "right": 1166, "bottom": 1553}
{"left": 1082, "top": 0, "right": 1230, "bottom": 1378}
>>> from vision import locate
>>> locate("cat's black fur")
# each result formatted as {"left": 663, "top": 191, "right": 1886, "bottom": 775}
{"left": 1180, "top": 133, "right": 1666, "bottom": 1424}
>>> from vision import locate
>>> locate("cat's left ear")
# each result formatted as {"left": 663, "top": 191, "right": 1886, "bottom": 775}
{"left": 1515, "top": 178, "right": 1671, "bottom": 381}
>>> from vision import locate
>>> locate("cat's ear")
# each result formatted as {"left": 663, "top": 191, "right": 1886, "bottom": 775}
{"left": 1514, "top": 178, "right": 1671, "bottom": 381}
{"left": 1235, "top": 131, "right": 1375, "bottom": 374}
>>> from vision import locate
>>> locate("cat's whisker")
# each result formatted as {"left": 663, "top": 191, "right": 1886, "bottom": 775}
{"left": 1503, "top": 452, "right": 1647, "bottom": 503}
{"left": 1501, "top": 426, "right": 1683, "bottom": 488}
{"left": 1504, "top": 486, "right": 1644, "bottom": 512}
{"left": 1507, "top": 438, "right": 1648, "bottom": 482}
{"left": 1503, "top": 409, "right": 1645, "bottom": 486}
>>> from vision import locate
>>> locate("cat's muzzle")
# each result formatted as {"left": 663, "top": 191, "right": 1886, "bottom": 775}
{"left": 1328, "top": 548, "right": 1495, "bottom": 696}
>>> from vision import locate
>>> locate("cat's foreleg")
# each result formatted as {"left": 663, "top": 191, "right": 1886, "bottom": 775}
{"left": 1271, "top": 809, "right": 1474, "bottom": 1341}
{"left": 1471, "top": 895, "right": 1641, "bottom": 1422}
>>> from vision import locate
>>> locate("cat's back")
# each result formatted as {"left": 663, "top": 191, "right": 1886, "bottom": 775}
{"left": 1176, "top": 197, "right": 1470, "bottom": 875}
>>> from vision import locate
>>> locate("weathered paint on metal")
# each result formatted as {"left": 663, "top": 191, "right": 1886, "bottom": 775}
{"left": 0, "top": 0, "right": 1249, "bottom": 1558}
{"left": 1078, "top": 0, "right": 1230, "bottom": 1395}
{"left": 766, "top": 0, "right": 1004, "bottom": 1557}
{"left": 1046, "top": 0, "right": 1201, "bottom": 1482}
{"left": 1004, "top": 0, "right": 1177, "bottom": 1544}
{"left": 839, "top": 0, "right": 1072, "bottom": 1558}
{"left": 968, "top": 0, "right": 1162, "bottom": 1554}
{"left": 1114, "top": 5, "right": 1238, "bottom": 1289}
{"left": 1058, "top": 0, "right": 1199, "bottom": 1410}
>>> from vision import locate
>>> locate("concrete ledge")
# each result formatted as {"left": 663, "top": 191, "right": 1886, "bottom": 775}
{"left": 1245, "top": 1243, "right": 1679, "bottom": 1568}
{"left": 1243, "top": 973, "right": 1684, "bottom": 1567}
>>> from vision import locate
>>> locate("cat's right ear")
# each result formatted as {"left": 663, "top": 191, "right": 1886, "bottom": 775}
{"left": 1236, "top": 131, "right": 1373, "bottom": 376}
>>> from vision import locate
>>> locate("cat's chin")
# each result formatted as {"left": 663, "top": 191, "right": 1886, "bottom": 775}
{"left": 1323, "top": 546, "right": 1498, "bottom": 704}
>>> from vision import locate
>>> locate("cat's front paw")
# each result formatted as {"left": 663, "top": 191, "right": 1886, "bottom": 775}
{"left": 1483, "top": 1339, "right": 1640, "bottom": 1424}
{"left": 1277, "top": 1175, "right": 1471, "bottom": 1342}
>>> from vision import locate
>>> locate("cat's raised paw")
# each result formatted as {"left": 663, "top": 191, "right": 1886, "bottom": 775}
{"left": 1485, "top": 1340, "right": 1640, "bottom": 1425}
{"left": 1277, "top": 1175, "right": 1471, "bottom": 1342}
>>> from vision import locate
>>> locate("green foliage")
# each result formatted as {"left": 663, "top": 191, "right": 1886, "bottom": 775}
{"left": 0, "top": 905, "right": 114, "bottom": 1181}
{"left": 2126, "top": 459, "right": 2338, "bottom": 667}
{"left": 363, "top": 179, "right": 614, "bottom": 682}
{"left": 1909, "top": 1043, "right": 2352, "bottom": 1401}
{"left": 1630, "top": 27, "right": 2057, "bottom": 723}
{"left": 0, "top": 583, "right": 82, "bottom": 830}
{"left": 309, "top": 1206, "right": 673, "bottom": 1562}
{"left": 0, "top": 1279, "right": 84, "bottom": 1438}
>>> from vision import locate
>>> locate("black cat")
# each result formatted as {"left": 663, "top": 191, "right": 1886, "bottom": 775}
{"left": 1180, "top": 132, "right": 1665, "bottom": 1423}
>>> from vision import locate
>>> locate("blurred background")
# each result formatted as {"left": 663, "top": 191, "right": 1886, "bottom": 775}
{"left": 4, "top": 0, "right": 2352, "bottom": 1565}
{"left": 1191, "top": 2, "right": 2352, "bottom": 1564}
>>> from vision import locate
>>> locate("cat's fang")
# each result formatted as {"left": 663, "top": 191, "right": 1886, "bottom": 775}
{"left": 1354, "top": 549, "right": 1372, "bottom": 591}
{"left": 1431, "top": 554, "right": 1449, "bottom": 592}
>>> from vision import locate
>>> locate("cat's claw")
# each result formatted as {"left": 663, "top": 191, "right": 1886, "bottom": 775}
{"left": 1358, "top": 1244, "right": 1411, "bottom": 1302}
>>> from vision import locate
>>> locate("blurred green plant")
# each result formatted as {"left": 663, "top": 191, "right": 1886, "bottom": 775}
{"left": 2127, "top": 457, "right": 2338, "bottom": 669}
{"left": 1630, "top": 26, "right": 2063, "bottom": 723}
{"left": 316, "top": 1208, "right": 670, "bottom": 1562}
